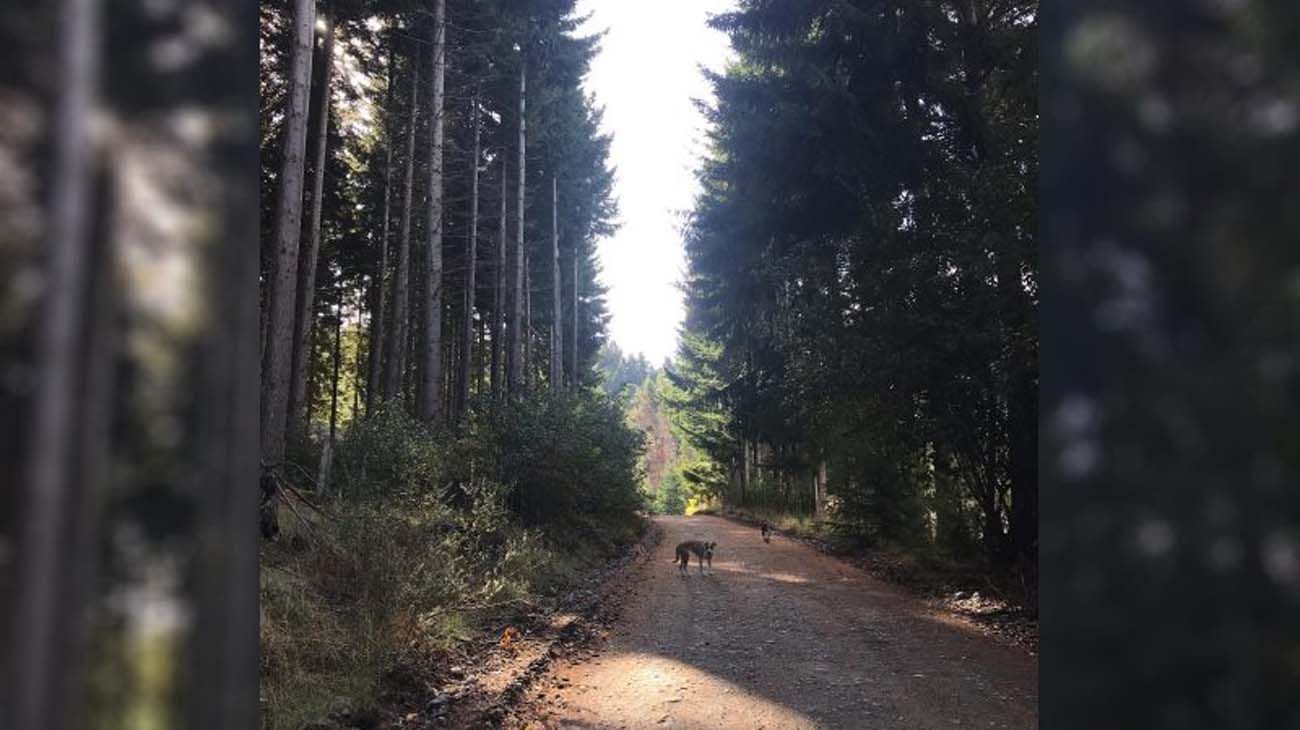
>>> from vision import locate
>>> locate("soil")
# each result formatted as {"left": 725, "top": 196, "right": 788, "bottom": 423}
{"left": 504, "top": 514, "right": 1038, "bottom": 730}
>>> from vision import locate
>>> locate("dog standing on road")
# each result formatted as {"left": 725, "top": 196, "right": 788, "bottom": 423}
{"left": 674, "top": 540, "right": 716, "bottom": 575}
{"left": 760, "top": 521, "right": 771, "bottom": 543}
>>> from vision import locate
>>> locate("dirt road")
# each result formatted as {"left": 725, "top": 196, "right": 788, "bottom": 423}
{"left": 514, "top": 515, "right": 1037, "bottom": 729}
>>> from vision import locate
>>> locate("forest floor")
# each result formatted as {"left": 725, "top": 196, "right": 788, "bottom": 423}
{"left": 496, "top": 514, "right": 1038, "bottom": 730}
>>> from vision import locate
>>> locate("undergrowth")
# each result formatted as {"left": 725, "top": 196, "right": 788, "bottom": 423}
{"left": 260, "top": 493, "right": 645, "bottom": 729}
{"left": 260, "top": 393, "right": 647, "bottom": 729}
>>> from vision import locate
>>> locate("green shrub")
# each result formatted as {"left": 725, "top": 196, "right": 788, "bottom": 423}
{"left": 457, "top": 390, "right": 645, "bottom": 524}
{"left": 330, "top": 403, "right": 447, "bottom": 502}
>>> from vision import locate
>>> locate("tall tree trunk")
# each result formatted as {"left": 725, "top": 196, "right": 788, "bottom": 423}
{"left": 549, "top": 176, "right": 562, "bottom": 389}
{"left": 459, "top": 90, "right": 479, "bottom": 418}
{"left": 476, "top": 307, "right": 487, "bottom": 392}
{"left": 418, "top": 0, "right": 446, "bottom": 423}
{"left": 260, "top": 291, "right": 269, "bottom": 365}
{"left": 999, "top": 247, "right": 1038, "bottom": 574}
{"left": 190, "top": 9, "right": 261, "bottom": 717}
{"left": 445, "top": 313, "right": 455, "bottom": 416}
{"left": 571, "top": 241, "right": 578, "bottom": 387}
{"left": 957, "top": 4, "right": 1035, "bottom": 576}
{"left": 814, "top": 459, "right": 828, "bottom": 519}
{"left": 11, "top": 2, "right": 103, "bottom": 723}
{"left": 319, "top": 292, "right": 342, "bottom": 492}
{"left": 353, "top": 286, "right": 362, "bottom": 418}
{"left": 366, "top": 36, "right": 397, "bottom": 413}
{"left": 524, "top": 257, "right": 532, "bottom": 389}
{"left": 383, "top": 56, "right": 419, "bottom": 403}
{"left": 508, "top": 62, "right": 526, "bottom": 392}
{"left": 260, "top": 0, "right": 315, "bottom": 522}
{"left": 288, "top": 1, "right": 334, "bottom": 448}
{"left": 491, "top": 155, "right": 506, "bottom": 398}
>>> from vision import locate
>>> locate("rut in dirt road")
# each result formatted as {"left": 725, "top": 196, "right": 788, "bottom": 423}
{"left": 517, "top": 515, "right": 1038, "bottom": 730}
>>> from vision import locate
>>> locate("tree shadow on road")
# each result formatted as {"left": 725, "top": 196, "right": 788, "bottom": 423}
{"left": 520, "top": 516, "right": 1037, "bottom": 729}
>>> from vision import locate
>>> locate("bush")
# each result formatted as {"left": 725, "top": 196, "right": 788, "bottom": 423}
{"left": 457, "top": 390, "right": 645, "bottom": 524}
{"left": 330, "top": 403, "right": 447, "bottom": 502}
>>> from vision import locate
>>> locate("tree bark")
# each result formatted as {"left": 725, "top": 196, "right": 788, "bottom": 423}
{"left": 571, "top": 239, "right": 578, "bottom": 387}
{"left": 508, "top": 62, "right": 526, "bottom": 393}
{"left": 815, "top": 459, "right": 828, "bottom": 519}
{"left": 365, "top": 36, "right": 397, "bottom": 413}
{"left": 459, "top": 90, "right": 479, "bottom": 418}
{"left": 260, "top": 0, "right": 315, "bottom": 472}
{"left": 524, "top": 257, "right": 532, "bottom": 389}
{"left": 288, "top": 1, "right": 335, "bottom": 447}
{"left": 319, "top": 292, "right": 342, "bottom": 491}
{"left": 550, "top": 176, "right": 562, "bottom": 389}
{"left": 999, "top": 247, "right": 1038, "bottom": 573}
{"left": 352, "top": 285, "right": 362, "bottom": 418}
{"left": 383, "top": 55, "right": 419, "bottom": 403}
{"left": 492, "top": 155, "right": 506, "bottom": 398}
{"left": 190, "top": 22, "right": 261, "bottom": 721}
{"left": 12, "top": 3, "right": 103, "bottom": 724}
{"left": 418, "top": 0, "right": 446, "bottom": 423}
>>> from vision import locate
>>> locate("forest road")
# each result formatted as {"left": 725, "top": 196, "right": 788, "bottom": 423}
{"left": 512, "top": 515, "right": 1037, "bottom": 730}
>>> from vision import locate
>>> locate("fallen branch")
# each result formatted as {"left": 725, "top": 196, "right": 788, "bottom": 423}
{"left": 279, "top": 475, "right": 339, "bottom": 523}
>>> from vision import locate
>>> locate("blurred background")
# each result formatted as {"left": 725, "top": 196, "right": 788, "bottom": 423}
{"left": 0, "top": 1, "right": 258, "bottom": 729}
{"left": 1042, "top": 1, "right": 1300, "bottom": 727}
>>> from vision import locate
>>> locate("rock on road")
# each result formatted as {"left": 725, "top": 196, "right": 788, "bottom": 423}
{"left": 515, "top": 515, "right": 1037, "bottom": 730}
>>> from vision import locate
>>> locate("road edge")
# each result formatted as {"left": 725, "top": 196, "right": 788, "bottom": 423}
{"left": 707, "top": 511, "right": 1039, "bottom": 656}
{"left": 437, "top": 518, "right": 665, "bottom": 728}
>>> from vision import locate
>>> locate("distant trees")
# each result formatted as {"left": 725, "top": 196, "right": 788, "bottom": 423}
{"left": 597, "top": 343, "right": 654, "bottom": 400}
{"left": 668, "top": 1, "right": 1038, "bottom": 581}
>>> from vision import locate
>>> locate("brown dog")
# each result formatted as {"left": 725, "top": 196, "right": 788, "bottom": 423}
{"left": 674, "top": 540, "right": 715, "bottom": 575}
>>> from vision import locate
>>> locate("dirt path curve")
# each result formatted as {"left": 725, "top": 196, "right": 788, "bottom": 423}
{"left": 513, "top": 515, "right": 1037, "bottom": 729}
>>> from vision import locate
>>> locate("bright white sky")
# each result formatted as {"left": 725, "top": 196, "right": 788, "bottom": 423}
{"left": 576, "top": 0, "right": 736, "bottom": 365}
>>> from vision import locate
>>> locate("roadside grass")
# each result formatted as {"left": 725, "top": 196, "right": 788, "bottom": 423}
{"left": 259, "top": 494, "right": 645, "bottom": 730}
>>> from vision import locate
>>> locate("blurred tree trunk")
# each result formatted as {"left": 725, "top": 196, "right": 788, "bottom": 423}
{"left": 189, "top": 0, "right": 260, "bottom": 713}
{"left": 10, "top": 2, "right": 106, "bottom": 724}
{"left": 288, "top": 1, "right": 334, "bottom": 448}
{"left": 419, "top": 0, "right": 446, "bottom": 423}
